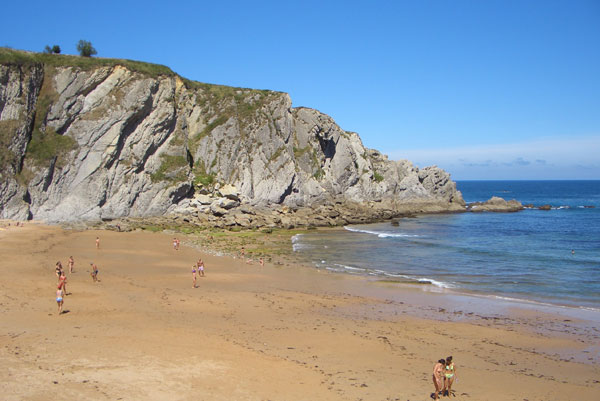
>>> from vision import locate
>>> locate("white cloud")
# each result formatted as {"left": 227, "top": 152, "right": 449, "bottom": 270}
{"left": 386, "top": 136, "right": 600, "bottom": 179}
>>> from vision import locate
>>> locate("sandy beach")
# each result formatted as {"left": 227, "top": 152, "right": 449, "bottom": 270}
{"left": 1, "top": 222, "right": 599, "bottom": 401}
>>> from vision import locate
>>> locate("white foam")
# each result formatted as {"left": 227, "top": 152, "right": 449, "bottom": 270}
{"left": 334, "top": 263, "right": 366, "bottom": 272}
{"left": 418, "top": 277, "right": 455, "bottom": 289}
{"left": 292, "top": 243, "right": 313, "bottom": 252}
{"left": 382, "top": 272, "right": 455, "bottom": 289}
{"left": 344, "top": 226, "right": 420, "bottom": 238}
{"left": 292, "top": 234, "right": 314, "bottom": 252}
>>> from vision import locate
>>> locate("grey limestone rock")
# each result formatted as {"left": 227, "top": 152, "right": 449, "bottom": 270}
{"left": 0, "top": 53, "right": 465, "bottom": 222}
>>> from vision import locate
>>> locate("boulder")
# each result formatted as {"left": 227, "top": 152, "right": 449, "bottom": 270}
{"left": 218, "top": 184, "right": 241, "bottom": 201}
{"left": 468, "top": 197, "right": 523, "bottom": 212}
{"left": 217, "top": 198, "right": 240, "bottom": 210}
{"left": 192, "top": 194, "right": 213, "bottom": 206}
{"left": 210, "top": 203, "right": 228, "bottom": 216}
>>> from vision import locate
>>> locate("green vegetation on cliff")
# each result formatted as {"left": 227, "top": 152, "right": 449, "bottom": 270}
{"left": 150, "top": 154, "right": 189, "bottom": 183}
{"left": 0, "top": 47, "right": 174, "bottom": 78}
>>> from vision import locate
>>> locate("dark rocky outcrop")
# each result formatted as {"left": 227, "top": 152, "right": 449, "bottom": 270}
{"left": 1, "top": 49, "right": 465, "bottom": 224}
{"left": 467, "top": 196, "right": 523, "bottom": 213}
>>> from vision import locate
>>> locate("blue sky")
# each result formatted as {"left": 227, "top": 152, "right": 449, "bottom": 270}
{"left": 2, "top": 0, "right": 599, "bottom": 179}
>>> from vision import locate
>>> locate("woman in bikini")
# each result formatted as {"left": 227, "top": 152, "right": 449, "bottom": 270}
{"left": 192, "top": 265, "right": 197, "bottom": 288}
{"left": 432, "top": 358, "right": 445, "bottom": 400}
{"left": 55, "top": 261, "right": 63, "bottom": 278}
{"left": 56, "top": 286, "right": 64, "bottom": 315}
{"left": 443, "top": 356, "right": 456, "bottom": 396}
{"left": 68, "top": 256, "right": 74, "bottom": 273}
{"left": 58, "top": 271, "right": 68, "bottom": 295}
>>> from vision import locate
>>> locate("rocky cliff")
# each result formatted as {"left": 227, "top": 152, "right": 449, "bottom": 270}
{"left": 0, "top": 49, "right": 465, "bottom": 223}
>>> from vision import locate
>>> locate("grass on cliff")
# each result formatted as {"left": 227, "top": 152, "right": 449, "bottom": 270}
{"left": 150, "top": 154, "right": 190, "bottom": 183}
{"left": 192, "top": 160, "right": 216, "bottom": 186}
{"left": 24, "top": 65, "right": 78, "bottom": 169}
{"left": 0, "top": 119, "right": 21, "bottom": 173}
{"left": 0, "top": 47, "right": 175, "bottom": 78}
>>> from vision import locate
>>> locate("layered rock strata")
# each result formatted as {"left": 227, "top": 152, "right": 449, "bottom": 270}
{"left": 0, "top": 50, "right": 465, "bottom": 224}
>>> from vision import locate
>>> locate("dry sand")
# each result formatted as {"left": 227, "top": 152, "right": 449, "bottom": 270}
{"left": 1, "top": 222, "right": 599, "bottom": 401}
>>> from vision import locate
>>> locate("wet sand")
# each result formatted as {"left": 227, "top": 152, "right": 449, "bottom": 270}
{"left": 1, "top": 222, "right": 599, "bottom": 400}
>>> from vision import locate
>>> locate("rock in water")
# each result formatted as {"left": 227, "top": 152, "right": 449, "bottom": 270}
{"left": 468, "top": 196, "right": 523, "bottom": 212}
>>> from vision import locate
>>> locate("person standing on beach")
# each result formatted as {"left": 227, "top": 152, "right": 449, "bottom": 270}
{"left": 432, "top": 359, "right": 445, "bottom": 400}
{"left": 192, "top": 265, "right": 197, "bottom": 288}
{"left": 55, "top": 261, "right": 63, "bottom": 278}
{"left": 443, "top": 356, "right": 456, "bottom": 396}
{"left": 56, "top": 286, "right": 64, "bottom": 315}
{"left": 90, "top": 263, "right": 99, "bottom": 282}
{"left": 95, "top": 237, "right": 100, "bottom": 249}
{"left": 197, "top": 259, "right": 205, "bottom": 277}
{"left": 68, "top": 256, "right": 74, "bottom": 273}
{"left": 58, "top": 271, "right": 68, "bottom": 295}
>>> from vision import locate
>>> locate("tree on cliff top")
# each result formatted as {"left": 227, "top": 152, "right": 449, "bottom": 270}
{"left": 43, "top": 45, "right": 61, "bottom": 54}
{"left": 76, "top": 40, "right": 97, "bottom": 57}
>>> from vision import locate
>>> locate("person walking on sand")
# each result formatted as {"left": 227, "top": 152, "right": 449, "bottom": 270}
{"left": 95, "top": 237, "right": 100, "bottom": 249}
{"left": 259, "top": 257, "right": 264, "bottom": 267}
{"left": 90, "top": 263, "right": 99, "bottom": 282}
{"left": 432, "top": 358, "right": 445, "bottom": 400}
{"left": 56, "top": 286, "right": 64, "bottom": 315}
{"left": 68, "top": 256, "right": 74, "bottom": 273}
{"left": 443, "top": 356, "right": 456, "bottom": 396}
{"left": 58, "top": 271, "right": 68, "bottom": 295}
{"left": 192, "top": 265, "right": 197, "bottom": 288}
{"left": 173, "top": 237, "right": 177, "bottom": 250}
{"left": 55, "top": 261, "right": 63, "bottom": 278}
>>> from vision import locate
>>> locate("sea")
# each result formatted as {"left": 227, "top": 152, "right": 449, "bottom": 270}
{"left": 292, "top": 181, "right": 600, "bottom": 311}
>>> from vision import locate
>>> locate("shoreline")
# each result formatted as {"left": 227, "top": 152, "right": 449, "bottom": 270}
{"left": 1, "top": 222, "right": 599, "bottom": 400}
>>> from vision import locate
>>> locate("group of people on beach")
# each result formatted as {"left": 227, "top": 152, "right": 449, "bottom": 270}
{"left": 432, "top": 356, "right": 456, "bottom": 399}
{"left": 239, "top": 246, "right": 264, "bottom": 266}
{"left": 53, "top": 238, "right": 101, "bottom": 315}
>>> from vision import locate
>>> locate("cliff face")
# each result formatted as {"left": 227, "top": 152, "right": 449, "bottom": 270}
{"left": 0, "top": 50, "right": 464, "bottom": 222}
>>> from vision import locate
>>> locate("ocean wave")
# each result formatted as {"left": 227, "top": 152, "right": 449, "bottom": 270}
{"left": 292, "top": 243, "right": 313, "bottom": 251}
{"left": 344, "top": 226, "right": 420, "bottom": 238}
{"left": 381, "top": 272, "right": 455, "bottom": 289}
{"left": 291, "top": 234, "right": 310, "bottom": 252}
{"left": 334, "top": 263, "right": 367, "bottom": 273}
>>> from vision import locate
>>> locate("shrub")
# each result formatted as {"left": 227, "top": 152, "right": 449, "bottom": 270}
{"left": 44, "top": 45, "right": 61, "bottom": 54}
{"left": 76, "top": 40, "right": 97, "bottom": 57}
